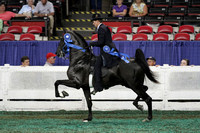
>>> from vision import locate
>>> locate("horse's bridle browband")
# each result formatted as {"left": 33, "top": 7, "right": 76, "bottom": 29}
{"left": 62, "top": 33, "right": 86, "bottom": 56}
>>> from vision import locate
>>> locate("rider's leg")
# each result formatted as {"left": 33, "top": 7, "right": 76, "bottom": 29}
{"left": 94, "top": 56, "right": 103, "bottom": 92}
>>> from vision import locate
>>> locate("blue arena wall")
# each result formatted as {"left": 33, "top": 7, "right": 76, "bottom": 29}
{"left": 0, "top": 41, "right": 200, "bottom": 66}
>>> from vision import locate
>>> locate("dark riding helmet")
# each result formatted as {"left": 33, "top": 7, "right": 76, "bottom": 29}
{"left": 91, "top": 14, "right": 103, "bottom": 21}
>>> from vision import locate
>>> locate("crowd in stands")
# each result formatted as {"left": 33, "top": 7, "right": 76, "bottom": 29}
{"left": 112, "top": 0, "right": 147, "bottom": 17}
{"left": 0, "top": 0, "right": 55, "bottom": 37}
{"left": 0, "top": 2, "right": 30, "bottom": 26}
{"left": 91, "top": 0, "right": 200, "bottom": 41}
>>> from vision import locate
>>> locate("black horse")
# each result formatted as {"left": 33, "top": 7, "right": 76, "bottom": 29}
{"left": 55, "top": 31, "right": 159, "bottom": 122}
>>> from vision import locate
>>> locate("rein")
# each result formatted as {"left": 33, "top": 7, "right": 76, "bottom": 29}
{"left": 62, "top": 33, "right": 130, "bottom": 63}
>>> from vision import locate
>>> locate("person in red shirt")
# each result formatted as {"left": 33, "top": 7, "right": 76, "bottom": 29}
{"left": 0, "top": 2, "right": 29, "bottom": 26}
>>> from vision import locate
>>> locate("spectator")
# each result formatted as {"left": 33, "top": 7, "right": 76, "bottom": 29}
{"left": 112, "top": 0, "right": 127, "bottom": 17}
{"left": 34, "top": 0, "right": 54, "bottom": 35}
{"left": 129, "top": 0, "right": 148, "bottom": 17}
{"left": 44, "top": 52, "right": 56, "bottom": 66}
{"left": 146, "top": 56, "right": 156, "bottom": 66}
{"left": 91, "top": 0, "right": 102, "bottom": 12}
{"left": 18, "top": 0, "right": 35, "bottom": 17}
{"left": 21, "top": 56, "right": 30, "bottom": 67}
{"left": 0, "top": 2, "right": 30, "bottom": 26}
{"left": 180, "top": 59, "right": 190, "bottom": 66}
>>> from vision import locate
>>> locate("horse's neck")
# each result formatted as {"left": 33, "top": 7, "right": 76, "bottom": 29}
{"left": 69, "top": 50, "right": 91, "bottom": 65}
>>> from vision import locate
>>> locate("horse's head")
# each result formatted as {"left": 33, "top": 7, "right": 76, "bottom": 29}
{"left": 56, "top": 31, "right": 90, "bottom": 58}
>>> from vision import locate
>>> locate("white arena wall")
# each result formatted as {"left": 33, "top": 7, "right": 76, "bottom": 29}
{"left": 0, "top": 66, "right": 200, "bottom": 111}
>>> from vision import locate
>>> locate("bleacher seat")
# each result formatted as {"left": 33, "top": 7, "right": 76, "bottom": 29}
{"left": 49, "top": 0, "right": 62, "bottom": 6}
{"left": 132, "top": 33, "right": 148, "bottom": 41}
{"left": 120, "top": 0, "right": 132, "bottom": 7}
{"left": 7, "top": 0, "right": 25, "bottom": 6}
{"left": 168, "top": 7, "right": 186, "bottom": 16}
{"left": 191, "top": 0, "right": 200, "bottom": 7}
{"left": 178, "top": 25, "right": 194, "bottom": 34}
{"left": 27, "top": 26, "right": 42, "bottom": 34}
{"left": 7, "top": 26, "right": 23, "bottom": 34}
{"left": 0, "top": 33, "right": 15, "bottom": 41}
{"left": 174, "top": 33, "right": 190, "bottom": 41}
{"left": 195, "top": 33, "right": 200, "bottom": 41}
{"left": 125, "top": 17, "right": 144, "bottom": 26}
{"left": 144, "top": 16, "right": 163, "bottom": 26}
{"left": 157, "top": 25, "right": 173, "bottom": 34}
{"left": 171, "top": 0, "right": 189, "bottom": 8}
{"left": 137, "top": 25, "right": 153, "bottom": 34}
{"left": 20, "top": 33, "right": 35, "bottom": 41}
{"left": 188, "top": 8, "right": 200, "bottom": 16}
{"left": 163, "top": 16, "right": 183, "bottom": 26}
{"left": 7, "top": 6, "right": 21, "bottom": 13}
{"left": 112, "top": 33, "right": 127, "bottom": 41}
{"left": 108, "top": 27, "right": 112, "bottom": 33}
{"left": 148, "top": 8, "right": 167, "bottom": 16}
{"left": 153, "top": 33, "right": 169, "bottom": 41}
{"left": 183, "top": 16, "right": 200, "bottom": 26}
{"left": 91, "top": 34, "right": 98, "bottom": 41}
{"left": 152, "top": 0, "right": 171, "bottom": 7}
{"left": 49, "top": 0, "right": 62, "bottom": 26}
{"left": 116, "top": 26, "right": 132, "bottom": 34}
{"left": 143, "top": 0, "right": 152, "bottom": 7}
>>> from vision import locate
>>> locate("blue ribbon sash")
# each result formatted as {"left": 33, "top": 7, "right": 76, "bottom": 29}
{"left": 103, "top": 45, "right": 130, "bottom": 63}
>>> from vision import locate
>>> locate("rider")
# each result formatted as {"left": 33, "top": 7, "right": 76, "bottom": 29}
{"left": 89, "top": 14, "right": 119, "bottom": 94}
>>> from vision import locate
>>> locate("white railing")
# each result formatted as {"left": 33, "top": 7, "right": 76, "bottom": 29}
{"left": 0, "top": 66, "right": 200, "bottom": 111}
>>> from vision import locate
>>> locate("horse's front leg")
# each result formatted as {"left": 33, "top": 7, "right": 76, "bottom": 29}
{"left": 54, "top": 80, "right": 80, "bottom": 97}
{"left": 82, "top": 86, "right": 93, "bottom": 122}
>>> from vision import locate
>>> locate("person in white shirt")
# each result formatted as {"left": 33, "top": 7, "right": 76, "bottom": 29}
{"left": 44, "top": 52, "right": 56, "bottom": 66}
{"left": 18, "top": 0, "right": 35, "bottom": 17}
{"left": 34, "top": 0, "right": 54, "bottom": 35}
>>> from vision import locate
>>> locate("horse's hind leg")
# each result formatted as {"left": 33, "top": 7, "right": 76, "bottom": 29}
{"left": 133, "top": 85, "right": 148, "bottom": 111}
{"left": 130, "top": 82, "right": 152, "bottom": 121}
{"left": 54, "top": 80, "right": 80, "bottom": 97}
{"left": 133, "top": 96, "right": 143, "bottom": 111}
{"left": 82, "top": 86, "right": 93, "bottom": 122}
{"left": 136, "top": 88, "right": 152, "bottom": 121}
{"left": 143, "top": 95, "right": 152, "bottom": 122}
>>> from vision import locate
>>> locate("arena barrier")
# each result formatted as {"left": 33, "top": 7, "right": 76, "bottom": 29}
{"left": 0, "top": 66, "right": 200, "bottom": 111}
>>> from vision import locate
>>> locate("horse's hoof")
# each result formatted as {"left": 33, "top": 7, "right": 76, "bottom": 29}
{"left": 83, "top": 118, "right": 92, "bottom": 122}
{"left": 137, "top": 105, "right": 144, "bottom": 112}
{"left": 83, "top": 119, "right": 89, "bottom": 122}
{"left": 55, "top": 93, "right": 61, "bottom": 97}
{"left": 60, "top": 91, "right": 69, "bottom": 98}
{"left": 133, "top": 103, "right": 144, "bottom": 112}
{"left": 142, "top": 118, "right": 152, "bottom": 122}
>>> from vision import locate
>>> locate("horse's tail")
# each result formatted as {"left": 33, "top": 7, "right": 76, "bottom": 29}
{"left": 135, "top": 49, "right": 159, "bottom": 83}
